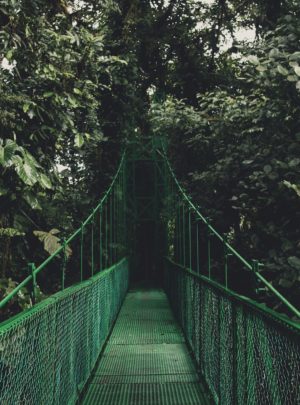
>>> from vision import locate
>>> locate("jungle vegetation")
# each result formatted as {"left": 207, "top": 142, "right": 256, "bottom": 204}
{"left": 0, "top": 0, "right": 299, "bottom": 318}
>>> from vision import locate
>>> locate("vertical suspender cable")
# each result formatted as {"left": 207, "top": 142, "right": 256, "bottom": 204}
{"left": 99, "top": 206, "right": 102, "bottom": 272}
{"left": 91, "top": 210, "right": 95, "bottom": 276}
{"left": 80, "top": 222, "right": 84, "bottom": 282}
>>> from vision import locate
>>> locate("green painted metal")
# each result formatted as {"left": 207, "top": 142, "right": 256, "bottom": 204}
{"left": 81, "top": 290, "right": 212, "bottom": 405}
{"left": 0, "top": 152, "right": 129, "bottom": 403}
{"left": 164, "top": 259, "right": 300, "bottom": 404}
{"left": 160, "top": 146, "right": 300, "bottom": 404}
{"left": 61, "top": 237, "right": 67, "bottom": 290}
{"left": 125, "top": 139, "right": 166, "bottom": 284}
{"left": 0, "top": 258, "right": 129, "bottom": 405}
{"left": 0, "top": 152, "right": 127, "bottom": 310}
{"left": 161, "top": 148, "right": 300, "bottom": 319}
{"left": 1, "top": 140, "right": 300, "bottom": 405}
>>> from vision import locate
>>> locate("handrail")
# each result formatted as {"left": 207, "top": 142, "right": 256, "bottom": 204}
{"left": 161, "top": 149, "right": 300, "bottom": 319}
{"left": 165, "top": 257, "right": 300, "bottom": 331}
{"left": 0, "top": 152, "right": 126, "bottom": 310}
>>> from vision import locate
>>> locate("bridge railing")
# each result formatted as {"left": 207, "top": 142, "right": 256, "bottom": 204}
{"left": 161, "top": 150, "right": 300, "bottom": 404}
{"left": 0, "top": 152, "right": 127, "bottom": 316}
{"left": 0, "top": 152, "right": 129, "bottom": 403}
{"left": 164, "top": 259, "right": 300, "bottom": 405}
{"left": 0, "top": 258, "right": 128, "bottom": 404}
{"left": 161, "top": 150, "right": 300, "bottom": 319}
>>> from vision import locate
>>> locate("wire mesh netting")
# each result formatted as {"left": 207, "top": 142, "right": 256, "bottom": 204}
{"left": 0, "top": 258, "right": 128, "bottom": 405}
{"left": 0, "top": 153, "right": 127, "bottom": 323}
{"left": 164, "top": 260, "right": 300, "bottom": 405}
{"left": 160, "top": 147, "right": 300, "bottom": 403}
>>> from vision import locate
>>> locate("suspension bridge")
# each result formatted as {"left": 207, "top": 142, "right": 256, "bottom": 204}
{"left": 0, "top": 138, "right": 299, "bottom": 405}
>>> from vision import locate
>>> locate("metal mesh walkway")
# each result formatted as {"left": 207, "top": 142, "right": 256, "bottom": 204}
{"left": 80, "top": 289, "right": 211, "bottom": 405}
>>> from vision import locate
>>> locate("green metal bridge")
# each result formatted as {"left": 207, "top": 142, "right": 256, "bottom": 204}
{"left": 0, "top": 139, "right": 299, "bottom": 404}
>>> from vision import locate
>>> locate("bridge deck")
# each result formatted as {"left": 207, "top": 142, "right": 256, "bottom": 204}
{"left": 80, "top": 289, "right": 211, "bottom": 405}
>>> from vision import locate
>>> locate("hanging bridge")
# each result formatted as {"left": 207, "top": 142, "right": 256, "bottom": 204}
{"left": 0, "top": 138, "right": 299, "bottom": 405}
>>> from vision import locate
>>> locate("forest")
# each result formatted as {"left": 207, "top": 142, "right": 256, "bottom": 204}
{"left": 0, "top": 0, "right": 299, "bottom": 320}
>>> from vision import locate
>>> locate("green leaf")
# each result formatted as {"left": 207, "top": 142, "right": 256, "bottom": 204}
{"left": 34, "top": 230, "right": 60, "bottom": 255}
{"left": 75, "top": 133, "right": 84, "bottom": 148}
{"left": 43, "top": 92, "right": 54, "bottom": 98}
{"left": 293, "top": 66, "right": 300, "bottom": 76}
{"left": 288, "top": 158, "right": 300, "bottom": 167}
{"left": 6, "top": 49, "right": 14, "bottom": 61}
{"left": 269, "top": 48, "right": 280, "bottom": 58}
{"left": 68, "top": 95, "right": 78, "bottom": 108}
{"left": 277, "top": 65, "right": 288, "bottom": 76}
{"left": 289, "top": 61, "right": 298, "bottom": 68}
{"left": 283, "top": 180, "right": 300, "bottom": 197}
{"left": 24, "top": 151, "right": 41, "bottom": 168}
{"left": 256, "top": 65, "right": 267, "bottom": 72}
{"left": 289, "top": 52, "right": 300, "bottom": 61}
{"left": 287, "top": 75, "right": 297, "bottom": 82}
{"left": 11, "top": 155, "right": 23, "bottom": 166}
{"left": 4, "top": 140, "right": 18, "bottom": 165}
{"left": 49, "top": 229, "right": 60, "bottom": 235}
{"left": 23, "top": 103, "right": 30, "bottom": 113}
{"left": 33, "top": 229, "right": 72, "bottom": 257}
{"left": 247, "top": 55, "right": 259, "bottom": 65}
{"left": 23, "top": 193, "right": 42, "bottom": 210}
{"left": 24, "top": 162, "right": 39, "bottom": 183}
{"left": 39, "top": 174, "right": 52, "bottom": 189}
{"left": 287, "top": 256, "right": 300, "bottom": 271}
{"left": 13, "top": 150, "right": 41, "bottom": 186}
{"left": 15, "top": 161, "right": 38, "bottom": 186}
{"left": 0, "top": 228, "right": 25, "bottom": 237}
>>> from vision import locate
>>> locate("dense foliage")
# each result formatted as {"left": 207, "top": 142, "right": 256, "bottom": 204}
{"left": 150, "top": 10, "right": 300, "bottom": 312}
{"left": 0, "top": 0, "right": 299, "bottom": 315}
{"left": 0, "top": 0, "right": 129, "bottom": 313}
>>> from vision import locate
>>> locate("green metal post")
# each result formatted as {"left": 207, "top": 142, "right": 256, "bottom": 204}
{"left": 182, "top": 203, "right": 186, "bottom": 267}
{"left": 28, "top": 262, "right": 36, "bottom": 305}
{"left": 224, "top": 234, "right": 228, "bottom": 289}
{"left": 99, "top": 206, "right": 102, "bottom": 272}
{"left": 110, "top": 193, "right": 112, "bottom": 267}
{"left": 189, "top": 209, "right": 192, "bottom": 270}
{"left": 105, "top": 203, "right": 108, "bottom": 268}
{"left": 207, "top": 223, "right": 212, "bottom": 280}
{"left": 178, "top": 203, "right": 182, "bottom": 264}
{"left": 175, "top": 205, "right": 178, "bottom": 262}
{"left": 252, "top": 259, "right": 259, "bottom": 294}
{"left": 171, "top": 178, "right": 176, "bottom": 261}
{"left": 123, "top": 163, "right": 126, "bottom": 252}
{"left": 62, "top": 238, "right": 67, "bottom": 290}
{"left": 114, "top": 184, "right": 116, "bottom": 263}
{"left": 252, "top": 259, "right": 259, "bottom": 273}
{"left": 112, "top": 188, "right": 114, "bottom": 264}
{"left": 80, "top": 222, "right": 84, "bottom": 282}
{"left": 91, "top": 211, "right": 95, "bottom": 276}
{"left": 116, "top": 177, "right": 119, "bottom": 261}
{"left": 196, "top": 219, "right": 200, "bottom": 274}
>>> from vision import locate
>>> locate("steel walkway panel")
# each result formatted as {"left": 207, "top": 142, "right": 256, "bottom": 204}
{"left": 80, "top": 290, "right": 211, "bottom": 405}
